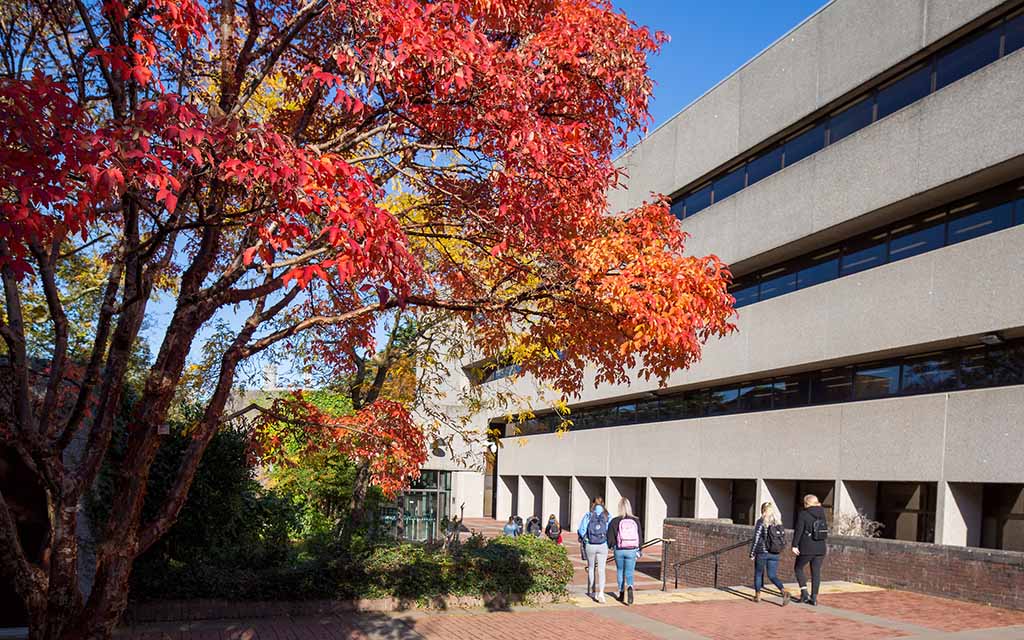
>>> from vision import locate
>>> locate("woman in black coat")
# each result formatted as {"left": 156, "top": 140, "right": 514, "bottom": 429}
{"left": 791, "top": 494, "right": 828, "bottom": 605}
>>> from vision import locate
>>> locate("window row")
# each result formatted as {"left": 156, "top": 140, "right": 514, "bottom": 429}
{"left": 505, "top": 338, "right": 1024, "bottom": 435}
{"left": 670, "top": 9, "right": 1024, "bottom": 220}
{"left": 729, "top": 181, "right": 1024, "bottom": 308}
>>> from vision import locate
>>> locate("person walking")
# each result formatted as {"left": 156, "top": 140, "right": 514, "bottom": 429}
{"left": 792, "top": 494, "right": 829, "bottom": 605}
{"left": 608, "top": 497, "right": 643, "bottom": 605}
{"left": 749, "top": 502, "right": 790, "bottom": 605}
{"left": 544, "top": 514, "right": 561, "bottom": 543}
{"left": 577, "top": 497, "right": 610, "bottom": 602}
{"left": 525, "top": 515, "right": 542, "bottom": 537}
{"left": 502, "top": 516, "right": 518, "bottom": 536}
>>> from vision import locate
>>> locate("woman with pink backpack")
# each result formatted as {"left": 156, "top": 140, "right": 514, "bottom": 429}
{"left": 608, "top": 497, "right": 643, "bottom": 605}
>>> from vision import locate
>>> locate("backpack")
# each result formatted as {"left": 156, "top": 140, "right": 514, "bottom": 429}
{"left": 617, "top": 518, "right": 640, "bottom": 549}
{"left": 586, "top": 511, "right": 608, "bottom": 545}
{"left": 765, "top": 523, "right": 786, "bottom": 553}
{"left": 811, "top": 516, "right": 829, "bottom": 542}
{"left": 546, "top": 521, "right": 559, "bottom": 538}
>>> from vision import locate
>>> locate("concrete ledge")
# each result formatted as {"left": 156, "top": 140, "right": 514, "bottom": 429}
{"left": 124, "top": 592, "right": 563, "bottom": 624}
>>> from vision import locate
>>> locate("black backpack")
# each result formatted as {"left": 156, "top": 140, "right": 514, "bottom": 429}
{"left": 811, "top": 516, "right": 829, "bottom": 542}
{"left": 765, "top": 523, "right": 786, "bottom": 553}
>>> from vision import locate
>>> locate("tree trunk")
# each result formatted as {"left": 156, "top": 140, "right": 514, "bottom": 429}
{"left": 341, "top": 459, "right": 371, "bottom": 544}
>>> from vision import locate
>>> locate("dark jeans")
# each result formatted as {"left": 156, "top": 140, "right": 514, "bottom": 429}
{"left": 753, "top": 552, "right": 785, "bottom": 592}
{"left": 794, "top": 554, "right": 824, "bottom": 599}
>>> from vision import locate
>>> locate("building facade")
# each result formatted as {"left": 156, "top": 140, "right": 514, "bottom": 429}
{"left": 478, "top": 0, "right": 1024, "bottom": 551}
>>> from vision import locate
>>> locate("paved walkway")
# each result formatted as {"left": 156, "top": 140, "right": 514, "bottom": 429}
{"left": 119, "top": 584, "right": 1024, "bottom": 640}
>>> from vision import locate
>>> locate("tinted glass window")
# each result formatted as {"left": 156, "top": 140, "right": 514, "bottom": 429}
{"left": 854, "top": 364, "right": 901, "bottom": 399}
{"left": 876, "top": 66, "right": 932, "bottom": 119}
{"left": 958, "top": 346, "right": 990, "bottom": 388}
{"left": 798, "top": 249, "right": 840, "bottom": 289}
{"left": 829, "top": 97, "right": 874, "bottom": 144}
{"left": 730, "top": 284, "right": 759, "bottom": 308}
{"left": 841, "top": 232, "right": 888, "bottom": 276}
{"left": 706, "top": 387, "right": 740, "bottom": 416}
{"left": 1018, "top": 199, "right": 1024, "bottom": 226}
{"left": 947, "top": 202, "right": 1014, "bottom": 244}
{"left": 783, "top": 124, "right": 826, "bottom": 167}
{"left": 738, "top": 382, "right": 775, "bottom": 412}
{"left": 685, "top": 185, "right": 712, "bottom": 217}
{"left": 774, "top": 375, "right": 810, "bottom": 409}
{"left": 1008, "top": 12, "right": 1024, "bottom": 55}
{"left": 936, "top": 26, "right": 1001, "bottom": 89}
{"left": 635, "top": 399, "right": 662, "bottom": 424}
{"left": 661, "top": 392, "right": 703, "bottom": 421}
{"left": 615, "top": 403, "right": 637, "bottom": 425}
{"left": 888, "top": 218, "right": 945, "bottom": 262}
{"left": 811, "top": 367, "right": 853, "bottom": 404}
{"left": 759, "top": 269, "right": 797, "bottom": 301}
{"left": 747, "top": 147, "right": 783, "bottom": 186}
{"left": 714, "top": 165, "right": 746, "bottom": 203}
{"left": 670, "top": 198, "right": 686, "bottom": 220}
{"left": 901, "top": 353, "right": 959, "bottom": 394}
{"left": 989, "top": 344, "right": 1024, "bottom": 386}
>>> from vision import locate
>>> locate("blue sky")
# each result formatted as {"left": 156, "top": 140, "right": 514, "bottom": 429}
{"left": 144, "top": 1, "right": 828, "bottom": 380}
{"left": 614, "top": 0, "right": 825, "bottom": 131}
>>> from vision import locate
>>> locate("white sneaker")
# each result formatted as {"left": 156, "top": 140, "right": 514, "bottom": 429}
{"left": 597, "top": 594, "right": 606, "bottom": 603}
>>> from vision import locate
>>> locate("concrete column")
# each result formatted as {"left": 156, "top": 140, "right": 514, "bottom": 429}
{"left": 936, "top": 482, "right": 983, "bottom": 547}
{"left": 645, "top": 477, "right": 669, "bottom": 539}
{"left": 835, "top": 480, "right": 877, "bottom": 520}
{"left": 570, "top": 476, "right": 589, "bottom": 532}
{"left": 496, "top": 475, "right": 516, "bottom": 520}
{"left": 518, "top": 476, "right": 542, "bottom": 518}
{"left": 451, "top": 470, "right": 484, "bottom": 519}
{"left": 605, "top": 476, "right": 623, "bottom": 515}
{"left": 758, "top": 479, "right": 798, "bottom": 528}
{"left": 542, "top": 476, "right": 571, "bottom": 526}
{"left": 695, "top": 477, "right": 729, "bottom": 519}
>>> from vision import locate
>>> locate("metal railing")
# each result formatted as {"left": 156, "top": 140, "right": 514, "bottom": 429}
{"left": 604, "top": 537, "right": 665, "bottom": 564}
{"left": 665, "top": 538, "right": 753, "bottom": 590}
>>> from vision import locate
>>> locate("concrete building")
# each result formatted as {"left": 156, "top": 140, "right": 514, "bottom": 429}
{"left": 471, "top": 0, "right": 1024, "bottom": 551}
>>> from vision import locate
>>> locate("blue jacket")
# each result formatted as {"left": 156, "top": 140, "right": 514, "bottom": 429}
{"left": 577, "top": 510, "right": 608, "bottom": 542}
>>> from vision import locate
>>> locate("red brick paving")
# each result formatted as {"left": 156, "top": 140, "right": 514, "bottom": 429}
{"left": 412, "top": 610, "right": 661, "bottom": 640}
{"left": 825, "top": 589, "right": 1024, "bottom": 632}
{"left": 631, "top": 600, "right": 906, "bottom": 640}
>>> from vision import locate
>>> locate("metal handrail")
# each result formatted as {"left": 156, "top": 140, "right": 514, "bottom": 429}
{"left": 668, "top": 538, "right": 753, "bottom": 590}
{"left": 604, "top": 537, "right": 664, "bottom": 563}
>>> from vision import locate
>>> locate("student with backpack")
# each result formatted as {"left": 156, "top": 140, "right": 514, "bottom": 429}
{"left": 792, "top": 494, "right": 829, "bottom": 605}
{"left": 608, "top": 497, "right": 643, "bottom": 605}
{"left": 545, "top": 514, "right": 561, "bottom": 543}
{"left": 525, "top": 515, "right": 543, "bottom": 537}
{"left": 502, "top": 516, "right": 518, "bottom": 536}
{"left": 577, "top": 497, "right": 610, "bottom": 602}
{"left": 749, "top": 502, "right": 790, "bottom": 605}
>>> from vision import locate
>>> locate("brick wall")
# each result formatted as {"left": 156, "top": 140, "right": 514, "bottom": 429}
{"left": 662, "top": 518, "right": 1024, "bottom": 610}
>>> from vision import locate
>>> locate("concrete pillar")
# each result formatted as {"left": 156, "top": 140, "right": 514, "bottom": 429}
{"left": 605, "top": 476, "right": 623, "bottom": 515}
{"left": 451, "top": 470, "right": 484, "bottom": 519}
{"left": 936, "top": 482, "right": 983, "bottom": 547}
{"left": 571, "top": 476, "right": 589, "bottom": 532}
{"left": 645, "top": 477, "right": 671, "bottom": 539}
{"left": 519, "top": 475, "right": 542, "bottom": 518}
{"left": 758, "top": 479, "right": 798, "bottom": 528}
{"left": 497, "top": 475, "right": 516, "bottom": 520}
{"left": 835, "top": 480, "right": 877, "bottom": 520}
{"left": 695, "top": 477, "right": 730, "bottom": 519}
{"left": 542, "top": 476, "right": 571, "bottom": 527}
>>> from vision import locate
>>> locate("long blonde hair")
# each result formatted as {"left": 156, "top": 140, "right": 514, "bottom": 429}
{"left": 803, "top": 494, "right": 821, "bottom": 508}
{"left": 618, "top": 497, "right": 634, "bottom": 518}
{"left": 760, "top": 501, "right": 780, "bottom": 526}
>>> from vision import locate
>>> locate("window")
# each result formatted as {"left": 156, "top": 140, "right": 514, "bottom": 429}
{"left": 759, "top": 268, "right": 797, "bottom": 301}
{"left": 854, "top": 364, "right": 901, "bottom": 399}
{"left": 713, "top": 165, "right": 746, "bottom": 203}
{"left": 877, "top": 482, "right": 936, "bottom": 543}
{"left": 1018, "top": 198, "right": 1024, "bottom": 226}
{"left": 876, "top": 65, "right": 932, "bottom": 119}
{"left": 797, "top": 249, "right": 840, "bottom": 289}
{"left": 947, "top": 202, "right": 1014, "bottom": 244}
{"left": 730, "top": 281, "right": 759, "bottom": 308}
{"left": 706, "top": 387, "right": 740, "bottom": 416}
{"left": 686, "top": 185, "right": 712, "bottom": 216}
{"left": 811, "top": 367, "right": 853, "bottom": 404}
{"left": 783, "top": 124, "right": 825, "bottom": 167}
{"left": 746, "top": 147, "right": 783, "bottom": 186}
{"left": 1008, "top": 11, "right": 1024, "bottom": 56}
{"left": 981, "top": 483, "right": 1024, "bottom": 552}
{"left": 774, "top": 375, "right": 810, "bottom": 409}
{"left": 888, "top": 216, "right": 945, "bottom": 262}
{"left": 829, "top": 97, "right": 874, "bottom": 144}
{"left": 670, "top": 198, "right": 686, "bottom": 220}
{"left": 635, "top": 399, "right": 662, "bottom": 424}
{"left": 988, "top": 343, "right": 1024, "bottom": 386}
{"left": 615, "top": 403, "right": 637, "bottom": 426}
{"left": 738, "top": 381, "right": 775, "bottom": 412}
{"left": 840, "top": 232, "right": 888, "bottom": 276}
{"left": 935, "top": 26, "right": 1001, "bottom": 90}
{"left": 901, "top": 352, "right": 959, "bottom": 394}
{"left": 661, "top": 392, "right": 702, "bottom": 421}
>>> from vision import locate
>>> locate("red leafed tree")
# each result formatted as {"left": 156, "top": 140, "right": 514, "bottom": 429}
{"left": 0, "top": 0, "right": 736, "bottom": 637}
